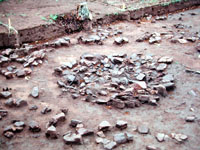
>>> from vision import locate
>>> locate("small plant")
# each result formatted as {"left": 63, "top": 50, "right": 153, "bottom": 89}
{"left": 49, "top": 14, "right": 58, "bottom": 21}
{"left": 40, "top": 14, "right": 58, "bottom": 23}
{"left": 0, "top": 19, "right": 18, "bottom": 35}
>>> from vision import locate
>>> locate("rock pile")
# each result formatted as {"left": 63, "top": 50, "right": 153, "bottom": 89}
{"left": 78, "top": 28, "right": 123, "bottom": 45}
{"left": 3, "top": 120, "right": 26, "bottom": 138}
{"left": 55, "top": 53, "right": 175, "bottom": 109}
{"left": 0, "top": 47, "right": 47, "bottom": 79}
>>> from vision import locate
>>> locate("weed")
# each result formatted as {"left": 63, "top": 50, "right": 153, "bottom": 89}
{"left": 19, "top": 13, "right": 27, "bottom": 17}
{"left": 40, "top": 14, "right": 58, "bottom": 23}
{"left": 40, "top": 16, "right": 48, "bottom": 21}
{"left": 49, "top": 14, "right": 58, "bottom": 21}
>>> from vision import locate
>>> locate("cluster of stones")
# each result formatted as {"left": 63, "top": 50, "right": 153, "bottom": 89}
{"left": 1, "top": 87, "right": 192, "bottom": 149}
{"left": 78, "top": 27, "right": 128, "bottom": 45}
{"left": 136, "top": 13, "right": 200, "bottom": 45}
{"left": 0, "top": 37, "right": 71, "bottom": 79}
{"left": 0, "top": 46, "right": 46, "bottom": 79}
{"left": 55, "top": 53, "right": 175, "bottom": 109}
{"left": 136, "top": 32, "right": 161, "bottom": 44}
{"left": 95, "top": 120, "right": 133, "bottom": 150}
{"left": 0, "top": 90, "right": 28, "bottom": 108}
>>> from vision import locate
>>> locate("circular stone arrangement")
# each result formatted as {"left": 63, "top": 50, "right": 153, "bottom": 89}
{"left": 55, "top": 53, "right": 175, "bottom": 109}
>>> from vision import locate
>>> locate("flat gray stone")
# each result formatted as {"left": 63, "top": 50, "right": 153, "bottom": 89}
{"left": 0, "top": 91, "right": 12, "bottom": 98}
{"left": 137, "top": 125, "right": 149, "bottom": 134}
{"left": 63, "top": 133, "right": 82, "bottom": 144}
{"left": 136, "top": 73, "right": 145, "bottom": 81}
{"left": 98, "top": 121, "right": 112, "bottom": 131}
{"left": 103, "top": 141, "right": 117, "bottom": 150}
{"left": 116, "top": 120, "right": 128, "bottom": 130}
{"left": 31, "top": 86, "right": 39, "bottom": 98}
{"left": 46, "top": 125, "right": 58, "bottom": 139}
{"left": 70, "top": 119, "right": 82, "bottom": 127}
{"left": 29, "top": 121, "right": 41, "bottom": 132}
{"left": 156, "top": 63, "right": 167, "bottom": 71}
{"left": 113, "top": 133, "right": 127, "bottom": 144}
{"left": 185, "top": 116, "right": 195, "bottom": 122}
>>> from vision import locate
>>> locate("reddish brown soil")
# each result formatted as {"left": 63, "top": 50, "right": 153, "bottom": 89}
{"left": 0, "top": 6, "right": 200, "bottom": 150}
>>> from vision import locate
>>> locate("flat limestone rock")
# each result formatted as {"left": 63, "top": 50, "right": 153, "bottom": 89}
{"left": 31, "top": 86, "right": 39, "bottom": 98}
{"left": 98, "top": 121, "right": 112, "bottom": 131}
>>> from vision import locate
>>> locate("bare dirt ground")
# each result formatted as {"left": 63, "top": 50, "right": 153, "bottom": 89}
{"left": 0, "top": 6, "right": 200, "bottom": 150}
{"left": 0, "top": 0, "right": 177, "bottom": 32}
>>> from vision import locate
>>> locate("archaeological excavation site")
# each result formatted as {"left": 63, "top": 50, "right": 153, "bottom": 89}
{"left": 0, "top": 0, "right": 200, "bottom": 150}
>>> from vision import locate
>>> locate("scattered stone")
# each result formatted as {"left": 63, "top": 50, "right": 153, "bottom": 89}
{"left": 103, "top": 141, "right": 117, "bottom": 150}
{"left": 158, "top": 56, "right": 173, "bottom": 63}
{"left": 146, "top": 145, "right": 159, "bottom": 150}
{"left": 4, "top": 98, "right": 15, "bottom": 107}
{"left": 137, "top": 125, "right": 149, "bottom": 134}
{"left": 41, "top": 107, "right": 52, "bottom": 114}
{"left": 63, "top": 132, "right": 82, "bottom": 144}
{"left": 126, "top": 132, "right": 134, "bottom": 141}
{"left": 76, "top": 127, "right": 94, "bottom": 136}
{"left": 196, "top": 43, "right": 200, "bottom": 52}
{"left": 162, "top": 74, "right": 174, "bottom": 83}
{"left": 156, "top": 63, "right": 167, "bottom": 71}
{"left": 50, "top": 112, "right": 66, "bottom": 126}
{"left": 98, "top": 90, "right": 108, "bottom": 96}
{"left": 97, "top": 131, "right": 105, "bottom": 138}
{"left": 156, "top": 133, "right": 169, "bottom": 142}
{"left": 4, "top": 72, "right": 14, "bottom": 79}
{"left": 114, "top": 37, "right": 129, "bottom": 45}
{"left": 155, "top": 16, "right": 167, "bottom": 20}
{"left": 29, "top": 105, "right": 38, "bottom": 110}
{"left": 125, "top": 100, "right": 141, "bottom": 108}
{"left": 78, "top": 35, "right": 102, "bottom": 45}
{"left": 0, "top": 91, "right": 12, "bottom": 98}
{"left": 149, "top": 99, "right": 158, "bottom": 106}
{"left": 136, "top": 32, "right": 151, "bottom": 42}
{"left": 98, "top": 121, "right": 112, "bottom": 131}
{"left": 96, "top": 137, "right": 104, "bottom": 144}
{"left": 46, "top": 125, "right": 58, "bottom": 139}
{"left": 163, "top": 82, "right": 175, "bottom": 90}
{"left": 111, "top": 99, "right": 125, "bottom": 109}
{"left": 153, "top": 85, "right": 167, "bottom": 97}
{"left": 138, "top": 95, "right": 150, "bottom": 103}
{"left": 186, "top": 37, "right": 196, "bottom": 42}
{"left": 31, "top": 86, "right": 39, "bottom": 98}
{"left": 178, "top": 39, "right": 188, "bottom": 44}
{"left": 116, "top": 120, "right": 128, "bottom": 130}
{"left": 2, "top": 48, "right": 14, "bottom": 56}
{"left": 5, "top": 98, "right": 27, "bottom": 107}
{"left": 29, "top": 121, "right": 41, "bottom": 132}
{"left": 4, "top": 131, "right": 14, "bottom": 139}
{"left": 113, "top": 133, "right": 127, "bottom": 144}
{"left": 136, "top": 73, "right": 145, "bottom": 81}
{"left": 70, "top": 119, "right": 82, "bottom": 127}
{"left": 16, "top": 68, "right": 32, "bottom": 77}
{"left": 16, "top": 69, "right": 25, "bottom": 77}
{"left": 14, "top": 121, "right": 25, "bottom": 128}
{"left": 0, "top": 109, "right": 8, "bottom": 118}
{"left": 96, "top": 99, "right": 109, "bottom": 104}
{"left": 185, "top": 116, "right": 195, "bottom": 122}
{"left": 15, "top": 99, "right": 27, "bottom": 107}
{"left": 110, "top": 57, "right": 124, "bottom": 64}
{"left": 60, "top": 108, "right": 68, "bottom": 115}
{"left": 149, "top": 33, "right": 161, "bottom": 44}
{"left": 171, "top": 133, "right": 188, "bottom": 143}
